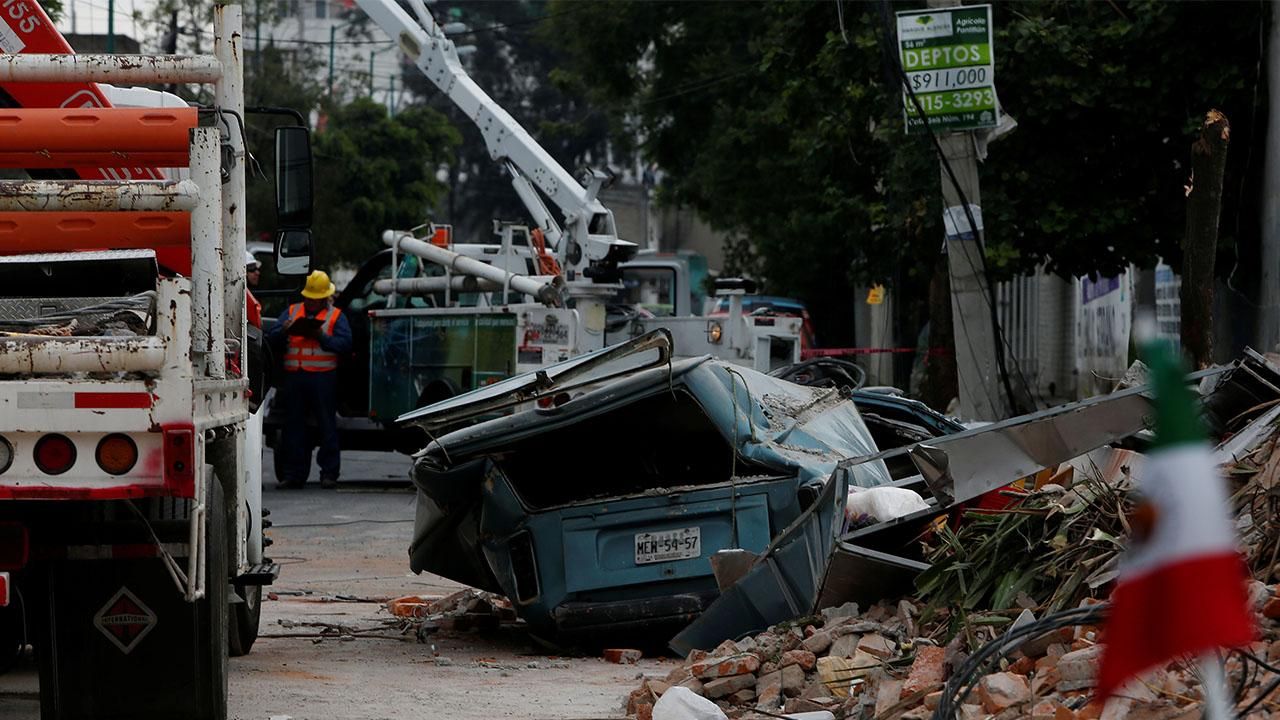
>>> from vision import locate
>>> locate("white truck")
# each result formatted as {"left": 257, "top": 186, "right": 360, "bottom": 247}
{"left": 325, "top": 0, "right": 800, "bottom": 426}
{"left": 0, "top": 5, "right": 313, "bottom": 717}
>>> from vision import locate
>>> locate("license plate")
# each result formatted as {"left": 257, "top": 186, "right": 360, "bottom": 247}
{"left": 634, "top": 527, "right": 701, "bottom": 565}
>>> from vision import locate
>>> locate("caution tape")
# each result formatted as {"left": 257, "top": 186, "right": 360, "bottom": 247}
{"left": 801, "top": 347, "right": 951, "bottom": 360}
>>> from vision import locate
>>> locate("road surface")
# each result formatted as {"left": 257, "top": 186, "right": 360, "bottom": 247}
{"left": 0, "top": 450, "right": 675, "bottom": 719}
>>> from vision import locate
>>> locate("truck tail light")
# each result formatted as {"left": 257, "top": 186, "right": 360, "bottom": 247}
{"left": 0, "top": 435, "right": 13, "bottom": 475}
{"left": 34, "top": 434, "right": 76, "bottom": 475}
{"left": 162, "top": 425, "right": 195, "bottom": 497}
{"left": 0, "top": 572, "right": 8, "bottom": 607}
{"left": 95, "top": 434, "right": 139, "bottom": 476}
{"left": 0, "top": 523, "right": 28, "bottom": 570}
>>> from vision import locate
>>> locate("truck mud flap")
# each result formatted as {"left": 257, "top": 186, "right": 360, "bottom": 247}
{"left": 30, "top": 478, "right": 227, "bottom": 720}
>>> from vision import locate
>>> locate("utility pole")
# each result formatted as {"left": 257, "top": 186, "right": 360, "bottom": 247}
{"left": 916, "top": 0, "right": 1006, "bottom": 421}
{"left": 938, "top": 134, "right": 1004, "bottom": 420}
{"left": 106, "top": 0, "right": 115, "bottom": 52}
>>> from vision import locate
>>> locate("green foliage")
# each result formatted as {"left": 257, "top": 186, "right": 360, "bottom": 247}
{"left": 550, "top": 0, "right": 1268, "bottom": 342}
{"left": 914, "top": 480, "right": 1130, "bottom": 619}
{"left": 307, "top": 99, "right": 460, "bottom": 268}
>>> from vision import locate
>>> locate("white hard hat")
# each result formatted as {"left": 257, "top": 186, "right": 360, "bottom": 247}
{"left": 245, "top": 250, "right": 261, "bottom": 269}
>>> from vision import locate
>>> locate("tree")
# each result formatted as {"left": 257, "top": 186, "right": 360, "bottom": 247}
{"left": 305, "top": 98, "right": 460, "bottom": 268}
{"left": 548, "top": 1, "right": 1269, "bottom": 351}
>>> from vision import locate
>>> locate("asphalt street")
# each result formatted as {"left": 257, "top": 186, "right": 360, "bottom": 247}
{"left": 0, "top": 449, "right": 666, "bottom": 719}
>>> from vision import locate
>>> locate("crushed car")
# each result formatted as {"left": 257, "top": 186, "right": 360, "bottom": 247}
{"left": 396, "top": 330, "right": 913, "bottom": 642}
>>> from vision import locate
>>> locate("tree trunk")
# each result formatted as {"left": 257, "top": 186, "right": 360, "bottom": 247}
{"left": 1180, "top": 109, "right": 1231, "bottom": 368}
{"left": 922, "top": 257, "right": 959, "bottom": 412}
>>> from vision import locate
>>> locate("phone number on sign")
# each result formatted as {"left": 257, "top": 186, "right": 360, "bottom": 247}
{"left": 907, "top": 88, "right": 995, "bottom": 115}
{"left": 908, "top": 66, "right": 989, "bottom": 93}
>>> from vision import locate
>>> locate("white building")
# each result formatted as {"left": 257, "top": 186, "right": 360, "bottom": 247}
{"left": 259, "top": 0, "right": 401, "bottom": 112}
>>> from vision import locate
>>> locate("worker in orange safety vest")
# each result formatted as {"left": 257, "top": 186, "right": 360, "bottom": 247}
{"left": 267, "top": 270, "right": 352, "bottom": 488}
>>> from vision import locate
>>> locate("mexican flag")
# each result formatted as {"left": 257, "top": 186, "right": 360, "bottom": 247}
{"left": 1096, "top": 342, "right": 1256, "bottom": 699}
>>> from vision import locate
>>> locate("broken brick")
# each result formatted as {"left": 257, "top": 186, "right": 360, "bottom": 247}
{"left": 1264, "top": 595, "right": 1280, "bottom": 620}
{"left": 875, "top": 679, "right": 905, "bottom": 715}
{"left": 635, "top": 702, "right": 653, "bottom": 720}
{"left": 1008, "top": 655, "right": 1035, "bottom": 675}
{"left": 626, "top": 687, "right": 649, "bottom": 715}
{"left": 901, "top": 645, "right": 946, "bottom": 698}
{"left": 801, "top": 630, "right": 833, "bottom": 655}
{"left": 1056, "top": 645, "right": 1103, "bottom": 686}
{"left": 603, "top": 648, "right": 643, "bottom": 664}
{"left": 704, "top": 673, "right": 756, "bottom": 699}
{"left": 828, "top": 632, "right": 861, "bottom": 658}
{"left": 691, "top": 654, "right": 761, "bottom": 680}
{"left": 857, "top": 633, "right": 895, "bottom": 660}
{"left": 676, "top": 676, "right": 705, "bottom": 696}
{"left": 712, "top": 639, "right": 740, "bottom": 657}
{"left": 727, "top": 688, "right": 757, "bottom": 705}
{"left": 644, "top": 679, "right": 671, "bottom": 699}
{"left": 781, "top": 664, "right": 805, "bottom": 697}
{"left": 665, "top": 666, "right": 691, "bottom": 684}
{"left": 780, "top": 649, "right": 817, "bottom": 672}
{"left": 978, "top": 672, "right": 1031, "bottom": 714}
{"left": 687, "top": 649, "right": 709, "bottom": 664}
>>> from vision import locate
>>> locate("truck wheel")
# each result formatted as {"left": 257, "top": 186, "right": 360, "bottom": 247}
{"left": 228, "top": 584, "right": 262, "bottom": 657}
{"left": 195, "top": 472, "right": 231, "bottom": 719}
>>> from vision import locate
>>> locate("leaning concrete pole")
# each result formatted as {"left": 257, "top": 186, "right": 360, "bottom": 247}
{"left": 1257, "top": 9, "right": 1280, "bottom": 354}
{"left": 938, "top": 134, "right": 1004, "bottom": 420}
{"left": 927, "top": 0, "right": 1004, "bottom": 421}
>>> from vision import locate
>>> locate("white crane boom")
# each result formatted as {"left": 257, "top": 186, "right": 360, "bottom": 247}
{"left": 355, "top": 0, "right": 637, "bottom": 282}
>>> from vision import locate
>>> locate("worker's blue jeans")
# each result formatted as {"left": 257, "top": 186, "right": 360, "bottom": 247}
{"left": 280, "top": 370, "right": 340, "bottom": 484}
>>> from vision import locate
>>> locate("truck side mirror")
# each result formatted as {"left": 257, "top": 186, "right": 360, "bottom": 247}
{"left": 275, "top": 125, "right": 313, "bottom": 228}
{"left": 275, "top": 228, "right": 313, "bottom": 276}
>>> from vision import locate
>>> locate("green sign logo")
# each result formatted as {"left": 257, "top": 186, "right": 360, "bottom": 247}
{"left": 916, "top": 15, "right": 932, "bottom": 25}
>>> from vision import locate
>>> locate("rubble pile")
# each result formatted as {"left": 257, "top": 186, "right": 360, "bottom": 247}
{"left": 626, "top": 423, "right": 1280, "bottom": 720}
{"left": 627, "top": 593, "right": 1280, "bottom": 720}
{"left": 916, "top": 477, "right": 1130, "bottom": 617}
{"left": 385, "top": 588, "right": 518, "bottom": 635}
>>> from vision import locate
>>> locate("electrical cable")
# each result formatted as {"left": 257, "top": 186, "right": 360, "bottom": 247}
{"left": 875, "top": 0, "right": 1028, "bottom": 417}
{"left": 932, "top": 604, "right": 1108, "bottom": 719}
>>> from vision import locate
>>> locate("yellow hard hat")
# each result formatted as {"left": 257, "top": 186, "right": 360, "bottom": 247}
{"left": 301, "top": 270, "right": 336, "bottom": 299}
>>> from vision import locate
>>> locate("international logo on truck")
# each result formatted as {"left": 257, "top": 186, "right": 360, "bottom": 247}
{"left": 93, "top": 587, "right": 157, "bottom": 654}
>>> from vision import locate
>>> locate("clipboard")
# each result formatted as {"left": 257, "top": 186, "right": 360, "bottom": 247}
{"left": 287, "top": 317, "right": 324, "bottom": 336}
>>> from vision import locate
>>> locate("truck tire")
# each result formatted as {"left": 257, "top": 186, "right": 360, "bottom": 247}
{"left": 34, "top": 472, "right": 229, "bottom": 720}
{"left": 228, "top": 584, "right": 262, "bottom": 657}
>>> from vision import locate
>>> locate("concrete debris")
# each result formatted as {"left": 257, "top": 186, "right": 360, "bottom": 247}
{"left": 624, "top": 590, "right": 1280, "bottom": 720}
{"left": 605, "top": 648, "right": 644, "bottom": 664}
{"left": 385, "top": 588, "right": 518, "bottom": 640}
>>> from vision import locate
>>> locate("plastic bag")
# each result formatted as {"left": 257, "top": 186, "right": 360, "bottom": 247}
{"left": 652, "top": 686, "right": 728, "bottom": 720}
{"left": 845, "top": 486, "right": 929, "bottom": 529}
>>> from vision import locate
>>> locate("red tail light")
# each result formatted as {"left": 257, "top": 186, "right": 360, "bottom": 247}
{"left": 34, "top": 434, "right": 76, "bottom": 475}
{"left": 162, "top": 425, "right": 196, "bottom": 497}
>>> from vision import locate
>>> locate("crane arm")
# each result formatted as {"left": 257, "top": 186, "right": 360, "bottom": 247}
{"left": 355, "top": 0, "right": 636, "bottom": 278}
